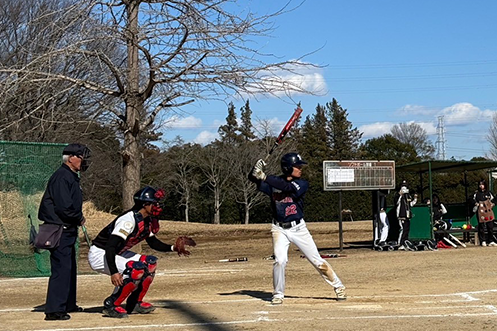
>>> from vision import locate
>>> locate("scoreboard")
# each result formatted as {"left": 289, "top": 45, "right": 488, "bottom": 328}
{"left": 323, "top": 160, "right": 395, "bottom": 191}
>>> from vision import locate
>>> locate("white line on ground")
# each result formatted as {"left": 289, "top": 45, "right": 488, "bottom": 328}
{"left": 23, "top": 311, "right": 497, "bottom": 331}
{"left": 0, "top": 268, "right": 244, "bottom": 283}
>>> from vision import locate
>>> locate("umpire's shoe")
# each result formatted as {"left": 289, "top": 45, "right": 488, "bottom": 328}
{"left": 335, "top": 286, "right": 347, "bottom": 301}
{"left": 132, "top": 302, "right": 156, "bottom": 314}
{"left": 45, "top": 312, "right": 71, "bottom": 321}
{"left": 102, "top": 306, "right": 129, "bottom": 318}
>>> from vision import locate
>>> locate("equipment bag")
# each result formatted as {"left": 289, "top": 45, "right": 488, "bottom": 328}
{"left": 34, "top": 223, "right": 63, "bottom": 249}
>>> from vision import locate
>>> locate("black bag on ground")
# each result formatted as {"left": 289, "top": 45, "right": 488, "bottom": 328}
{"left": 34, "top": 223, "right": 63, "bottom": 249}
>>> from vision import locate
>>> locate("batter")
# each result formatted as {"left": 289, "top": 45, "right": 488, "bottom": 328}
{"left": 249, "top": 152, "right": 346, "bottom": 305}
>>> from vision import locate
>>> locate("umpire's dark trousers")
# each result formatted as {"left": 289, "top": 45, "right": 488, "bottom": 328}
{"left": 45, "top": 226, "right": 78, "bottom": 314}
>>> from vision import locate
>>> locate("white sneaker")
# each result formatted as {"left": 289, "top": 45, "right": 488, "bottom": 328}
{"left": 398, "top": 245, "right": 405, "bottom": 250}
{"left": 335, "top": 286, "right": 347, "bottom": 301}
{"left": 482, "top": 241, "right": 487, "bottom": 247}
{"left": 488, "top": 242, "right": 497, "bottom": 247}
{"left": 271, "top": 297, "right": 283, "bottom": 305}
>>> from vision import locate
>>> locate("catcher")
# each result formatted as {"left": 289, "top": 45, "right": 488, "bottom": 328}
{"left": 88, "top": 186, "right": 195, "bottom": 318}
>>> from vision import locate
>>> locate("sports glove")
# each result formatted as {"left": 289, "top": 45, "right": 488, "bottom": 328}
{"left": 252, "top": 159, "right": 267, "bottom": 181}
{"left": 254, "top": 159, "right": 266, "bottom": 171}
{"left": 173, "top": 236, "right": 196, "bottom": 256}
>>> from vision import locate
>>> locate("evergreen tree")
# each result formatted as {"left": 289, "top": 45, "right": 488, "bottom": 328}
{"left": 239, "top": 100, "right": 256, "bottom": 141}
{"left": 218, "top": 102, "right": 240, "bottom": 144}
{"left": 326, "top": 98, "right": 363, "bottom": 160}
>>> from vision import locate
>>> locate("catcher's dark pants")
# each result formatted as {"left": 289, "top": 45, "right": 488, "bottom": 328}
{"left": 478, "top": 221, "right": 495, "bottom": 244}
{"left": 45, "top": 226, "right": 79, "bottom": 314}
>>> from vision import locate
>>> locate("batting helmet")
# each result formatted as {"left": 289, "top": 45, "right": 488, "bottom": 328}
{"left": 281, "top": 153, "right": 307, "bottom": 175}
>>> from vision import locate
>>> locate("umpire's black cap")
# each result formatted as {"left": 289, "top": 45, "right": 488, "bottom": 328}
{"left": 62, "top": 143, "right": 90, "bottom": 158}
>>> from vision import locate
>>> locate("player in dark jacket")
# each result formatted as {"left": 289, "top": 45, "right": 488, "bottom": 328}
{"left": 249, "top": 152, "right": 346, "bottom": 305}
{"left": 395, "top": 180, "right": 417, "bottom": 250}
{"left": 473, "top": 180, "right": 496, "bottom": 246}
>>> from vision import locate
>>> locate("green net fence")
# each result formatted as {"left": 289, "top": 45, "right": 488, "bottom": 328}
{"left": 0, "top": 141, "right": 67, "bottom": 277}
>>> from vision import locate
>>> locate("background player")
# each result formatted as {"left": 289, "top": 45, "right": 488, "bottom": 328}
{"left": 395, "top": 180, "right": 417, "bottom": 250}
{"left": 88, "top": 186, "right": 195, "bottom": 318}
{"left": 249, "top": 152, "right": 346, "bottom": 305}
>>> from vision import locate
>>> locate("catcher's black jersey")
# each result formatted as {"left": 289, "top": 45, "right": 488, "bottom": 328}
{"left": 92, "top": 210, "right": 159, "bottom": 254}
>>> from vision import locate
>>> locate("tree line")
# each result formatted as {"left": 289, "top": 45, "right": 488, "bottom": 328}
{"left": 0, "top": 1, "right": 494, "bottom": 224}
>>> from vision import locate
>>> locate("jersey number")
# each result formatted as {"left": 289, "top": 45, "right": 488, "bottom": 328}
{"left": 285, "top": 204, "right": 297, "bottom": 217}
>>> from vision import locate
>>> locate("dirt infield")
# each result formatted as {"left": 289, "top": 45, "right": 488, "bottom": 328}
{"left": 1, "top": 220, "right": 497, "bottom": 331}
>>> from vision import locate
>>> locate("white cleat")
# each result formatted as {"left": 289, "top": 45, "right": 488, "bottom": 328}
{"left": 335, "top": 286, "right": 347, "bottom": 301}
{"left": 271, "top": 297, "right": 283, "bottom": 305}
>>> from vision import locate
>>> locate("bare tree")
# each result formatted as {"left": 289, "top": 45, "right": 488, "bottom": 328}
{"left": 169, "top": 143, "right": 200, "bottom": 222}
{"left": 198, "top": 143, "right": 235, "bottom": 224}
{"left": 487, "top": 113, "right": 497, "bottom": 160}
{"left": 0, "top": 0, "right": 319, "bottom": 209}
{"left": 391, "top": 122, "right": 435, "bottom": 160}
{"left": 231, "top": 141, "right": 266, "bottom": 224}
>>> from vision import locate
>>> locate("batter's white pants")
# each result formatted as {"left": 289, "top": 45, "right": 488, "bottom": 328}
{"left": 88, "top": 245, "right": 141, "bottom": 275}
{"left": 271, "top": 220, "right": 344, "bottom": 299}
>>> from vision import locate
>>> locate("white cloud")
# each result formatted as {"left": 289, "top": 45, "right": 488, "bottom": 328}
{"left": 440, "top": 102, "right": 493, "bottom": 126}
{"left": 398, "top": 104, "right": 435, "bottom": 116}
{"left": 243, "top": 61, "right": 328, "bottom": 98}
{"left": 359, "top": 121, "right": 437, "bottom": 138}
{"left": 359, "top": 122, "right": 394, "bottom": 138}
{"left": 411, "top": 121, "right": 437, "bottom": 135}
{"left": 193, "top": 131, "right": 218, "bottom": 145}
{"left": 166, "top": 115, "right": 202, "bottom": 129}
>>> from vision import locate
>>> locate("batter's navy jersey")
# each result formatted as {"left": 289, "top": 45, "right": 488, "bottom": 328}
{"left": 257, "top": 175, "right": 308, "bottom": 223}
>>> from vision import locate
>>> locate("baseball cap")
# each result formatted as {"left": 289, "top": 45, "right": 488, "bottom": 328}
{"left": 62, "top": 143, "right": 90, "bottom": 158}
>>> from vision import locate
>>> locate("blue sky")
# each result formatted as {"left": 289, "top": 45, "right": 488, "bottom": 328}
{"left": 162, "top": 0, "right": 497, "bottom": 160}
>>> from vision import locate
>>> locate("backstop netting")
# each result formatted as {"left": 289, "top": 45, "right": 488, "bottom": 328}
{"left": 0, "top": 141, "right": 67, "bottom": 277}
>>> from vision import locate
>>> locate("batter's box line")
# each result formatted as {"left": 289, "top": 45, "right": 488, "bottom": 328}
{"left": 352, "top": 288, "right": 497, "bottom": 301}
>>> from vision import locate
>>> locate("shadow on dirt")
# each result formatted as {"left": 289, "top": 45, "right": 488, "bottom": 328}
{"left": 218, "top": 289, "right": 271, "bottom": 302}
{"left": 156, "top": 299, "right": 237, "bottom": 331}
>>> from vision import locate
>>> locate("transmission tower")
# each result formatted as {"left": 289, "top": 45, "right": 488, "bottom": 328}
{"left": 436, "top": 116, "right": 446, "bottom": 160}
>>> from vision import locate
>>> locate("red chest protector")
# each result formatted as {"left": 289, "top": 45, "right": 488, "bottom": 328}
{"left": 119, "top": 216, "right": 160, "bottom": 254}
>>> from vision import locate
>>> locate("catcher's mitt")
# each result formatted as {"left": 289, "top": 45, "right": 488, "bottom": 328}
{"left": 174, "top": 236, "right": 196, "bottom": 256}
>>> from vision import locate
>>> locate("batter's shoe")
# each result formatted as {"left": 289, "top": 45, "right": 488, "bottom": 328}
{"left": 489, "top": 242, "right": 497, "bottom": 247}
{"left": 102, "top": 306, "right": 128, "bottom": 318}
{"left": 335, "top": 286, "right": 347, "bottom": 301}
{"left": 271, "top": 297, "right": 283, "bottom": 305}
{"left": 482, "top": 241, "right": 487, "bottom": 247}
{"left": 132, "top": 302, "right": 156, "bottom": 314}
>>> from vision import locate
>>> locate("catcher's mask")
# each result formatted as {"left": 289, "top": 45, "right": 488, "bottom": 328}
{"left": 63, "top": 143, "right": 92, "bottom": 171}
{"left": 281, "top": 152, "right": 307, "bottom": 176}
{"left": 133, "top": 186, "right": 166, "bottom": 216}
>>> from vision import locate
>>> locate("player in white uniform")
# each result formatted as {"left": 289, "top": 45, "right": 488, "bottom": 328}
{"left": 249, "top": 153, "right": 346, "bottom": 305}
{"left": 88, "top": 186, "right": 194, "bottom": 318}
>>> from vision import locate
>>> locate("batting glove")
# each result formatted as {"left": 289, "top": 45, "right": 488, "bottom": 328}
{"left": 254, "top": 159, "right": 266, "bottom": 171}
{"left": 252, "top": 168, "right": 267, "bottom": 181}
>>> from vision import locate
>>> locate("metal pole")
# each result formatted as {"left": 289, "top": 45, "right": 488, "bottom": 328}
{"left": 339, "top": 191, "right": 343, "bottom": 252}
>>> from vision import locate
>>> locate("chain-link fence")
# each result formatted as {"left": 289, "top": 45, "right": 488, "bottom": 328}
{"left": 0, "top": 141, "right": 67, "bottom": 277}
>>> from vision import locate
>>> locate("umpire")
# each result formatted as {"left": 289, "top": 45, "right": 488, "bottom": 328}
{"left": 38, "top": 143, "right": 91, "bottom": 321}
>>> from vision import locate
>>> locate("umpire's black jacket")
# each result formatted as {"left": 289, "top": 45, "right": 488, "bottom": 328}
{"left": 38, "top": 163, "right": 83, "bottom": 226}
